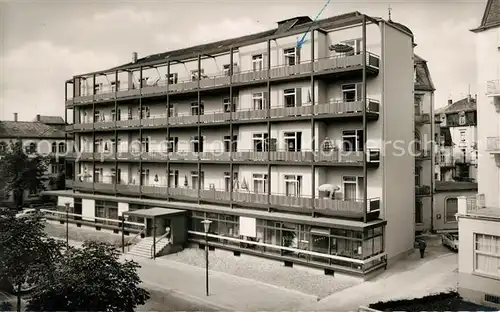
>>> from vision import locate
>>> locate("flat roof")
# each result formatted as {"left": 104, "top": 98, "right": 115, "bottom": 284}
{"left": 466, "top": 207, "right": 500, "bottom": 220}
{"left": 44, "top": 190, "right": 385, "bottom": 230}
{"left": 124, "top": 207, "right": 185, "bottom": 218}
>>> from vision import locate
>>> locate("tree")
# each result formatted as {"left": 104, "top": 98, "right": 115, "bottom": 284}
{"left": 0, "top": 140, "right": 49, "bottom": 209}
{"left": 0, "top": 210, "right": 63, "bottom": 312}
{"left": 26, "top": 241, "right": 150, "bottom": 312}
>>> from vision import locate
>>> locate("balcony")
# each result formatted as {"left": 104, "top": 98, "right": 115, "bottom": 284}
{"left": 415, "top": 149, "right": 431, "bottom": 160}
{"left": 68, "top": 52, "right": 380, "bottom": 106}
{"left": 415, "top": 113, "right": 431, "bottom": 124}
{"left": 415, "top": 185, "right": 431, "bottom": 196}
{"left": 486, "top": 80, "right": 500, "bottom": 97}
{"left": 71, "top": 100, "right": 380, "bottom": 132}
{"left": 70, "top": 181, "right": 381, "bottom": 220}
{"left": 78, "top": 149, "right": 380, "bottom": 167}
{"left": 486, "top": 137, "right": 500, "bottom": 153}
{"left": 65, "top": 124, "right": 74, "bottom": 132}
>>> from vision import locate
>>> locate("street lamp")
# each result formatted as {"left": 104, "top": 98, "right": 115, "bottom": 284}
{"left": 121, "top": 214, "right": 129, "bottom": 253}
{"left": 201, "top": 219, "right": 212, "bottom": 296}
{"left": 64, "top": 202, "right": 70, "bottom": 248}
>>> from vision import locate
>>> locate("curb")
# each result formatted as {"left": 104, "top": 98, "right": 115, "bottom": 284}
{"left": 141, "top": 281, "right": 233, "bottom": 311}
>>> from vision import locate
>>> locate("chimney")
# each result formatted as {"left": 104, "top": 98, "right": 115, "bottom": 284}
{"left": 448, "top": 99, "right": 453, "bottom": 105}
{"left": 132, "top": 52, "right": 138, "bottom": 63}
{"left": 467, "top": 94, "right": 472, "bottom": 103}
{"left": 13, "top": 113, "right": 18, "bottom": 122}
{"left": 36, "top": 114, "right": 41, "bottom": 121}
{"left": 475, "top": 94, "right": 477, "bottom": 102}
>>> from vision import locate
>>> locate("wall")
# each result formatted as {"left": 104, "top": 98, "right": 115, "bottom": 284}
{"left": 381, "top": 22, "right": 415, "bottom": 261}
{"left": 476, "top": 25, "right": 500, "bottom": 207}
{"left": 458, "top": 216, "right": 500, "bottom": 306}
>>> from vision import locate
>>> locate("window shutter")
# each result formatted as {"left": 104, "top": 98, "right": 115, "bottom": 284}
{"left": 263, "top": 91, "right": 270, "bottom": 109}
{"left": 295, "top": 88, "right": 302, "bottom": 107}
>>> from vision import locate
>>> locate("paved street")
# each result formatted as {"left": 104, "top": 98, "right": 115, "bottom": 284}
{"left": 139, "top": 287, "right": 217, "bottom": 312}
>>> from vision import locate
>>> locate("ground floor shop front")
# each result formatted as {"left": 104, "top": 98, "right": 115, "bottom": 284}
{"left": 47, "top": 190, "right": 387, "bottom": 277}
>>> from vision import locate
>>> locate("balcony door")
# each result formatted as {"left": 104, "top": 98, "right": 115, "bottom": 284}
{"left": 284, "top": 132, "right": 302, "bottom": 152}
{"left": 342, "top": 176, "right": 363, "bottom": 200}
{"left": 224, "top": 172, "right": 238, "bottom": 192}
{"left": 341, "top": 83, "right": 363, "bottom": 103}
{"left": 284, "top": 175, "right": 302, "bottom": 197}
{"left": 252, "top": 173, "right": 268, "bottom": 194}
{"left": 342, "top": 130, "right": 364, "bottom": 152}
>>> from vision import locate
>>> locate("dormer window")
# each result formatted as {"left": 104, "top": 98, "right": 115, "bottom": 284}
{"left": 459, "top": 111, "right": 466, "bottom": 125}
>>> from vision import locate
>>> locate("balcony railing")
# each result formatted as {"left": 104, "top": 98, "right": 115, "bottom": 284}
{"left": 415, "top": 149, "right": 431, "bottom": 159}
{"left": 71, "top": 100, "right": 380, "bottom": 131}
{"left": 415, "top": 113, "right": 431, "bottom": 124}
{"left": 70, "top": 181, "right": 379, "bottom": 217}
{"left": 486, "top": 137, "right": 500, "bottom": 152}
{"left": 415, "top": 185, "right": 431, "bottom": 196}
{"left": 466, "top": 194, "right": 485, "bottom": 212}
{"left": 76, "top": 149, "right": 378, "bottom": 165}
{"left": 69, "top": 53, "right": 380, "bottom": 104}
{"left": 486, "top": 80, "right": 500, "bottom": 96}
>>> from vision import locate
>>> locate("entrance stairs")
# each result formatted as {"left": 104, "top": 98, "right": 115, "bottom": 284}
{"left": 127, "top": 236, "right": 171, "bottom": 258}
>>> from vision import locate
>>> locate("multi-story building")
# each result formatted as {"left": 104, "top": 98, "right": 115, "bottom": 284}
{"left": 413, "top": 54, "right": 436, "bottom": 233}
{"left": 457, "top": 0, "right": 500, "bottom": 307}
{"left": 47, "top": 12, "right": 417, "bottom": 277}
{"left": 435, "top": 96, "right": 478, "bottom": 182}
{"left": 0, "top": 113, "right": 73, "bottom": 206}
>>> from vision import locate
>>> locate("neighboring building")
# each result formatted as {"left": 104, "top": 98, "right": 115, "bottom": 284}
{"left": 46, "top": 12, "right": 417, "bottom": 277}
{"left": 413, "top": 54, "right": 436, "bottom": 233}
{"left": 432, "top": 181, "right": 477, "bottom": 232}
{"left": 457, "top": 0, "right": 500, "bottom": 308}
{"left": 435, "top": 96, "right": 478, "bottom": 182}
{"left": 0, "top": 113, "right": 74, "bottom": 206}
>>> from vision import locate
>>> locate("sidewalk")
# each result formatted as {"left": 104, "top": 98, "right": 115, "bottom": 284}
{"left": 124, "top": 254, "right": 319, "bottom": 311}
{"left": 305, "top": 252, "right": 458, "bottom": 311}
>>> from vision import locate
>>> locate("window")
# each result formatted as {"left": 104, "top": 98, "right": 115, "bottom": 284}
{"left": 460, "top": 130, "right": 466, "bottom": 142}
{"left": 26, "top": 142, "right": 36, "bottom": 154}
{"left": 167, "top": 73, "right": 178, "bottom": 84}
{"left": 415, "top": 131, "right": 421, "bottom": 153}
{"left": 94, "top": 168, "right": 103, "bottom": 183}
{"left": 252, "top": 173, "right": 268, "bottom": 193}
{"left": 51, "top": 164, "right": 59, "bottom": 175}
{"left": 224, "top": 172, "right": 238, "bottom": 192}
{"left": 414, "top": 94, "right": 423, "bottom": 115}
{"left": 127, "top": 107, "right": 133, "bottom": 120}
{"left": 284, "top": 132, "right": 302, "bottom": 152}
{"left": 341, "top": 83, "right": 363, "bottom": 102}
{"left": 111, "top": 168, "right": 122, "bottom": 184}
{"left": 192, "top": 136, "right": 204, "bottom": 153}
{"left": 341, "top": 38, "right": 362, "bottom": 55}
{"left": 284, "top": 175, "right": 302, "bottom": 197}
{"left": 141, "top": 138, "right": 149, "bottom": 153}
{"left": 459, "top": 112, "right": 466, "bottom": 125}
{"left": 191, "top": 102, "right": 204, "bottom": 116}
{"left": 167, "top": 137, "right": 178, "bottom": 153}
{"left": 111, "top": 81, "right": 120, "bottom": 92}
{"left": 284, "top": 47, "right": 298, "bottom": 66}
{"left": 342, "top": 176, "right": 359, "bottom": 200}
{"left": 252, "top": 92, "right": 268, "bottom": 110}
{"left": 169, "top": 170, "right": 179, "bottom": 187}
{"left": 223, "top": 98, "right": 235, "bottom": 113}
{"left": 445, "top": 198, "right": 458, "bottom": 223}
{"left": 58, "top": 142, "right": 66, "bottom": 153}
{"left": 167, "top": 104, "right": 176, "bottom": 117}
{"left": 141, "top": 169, "right": 150, "bottom": 186}
{"left": 415, "top": 200, "right": 423, "bottom": 224}
{"left": 111, "top": 109, "right": 116, "bottom": 121}
{"left": 0, "top": 142, "right": 6, "bottom": 153}
{"left": 284, "top": 89, "right": 296, "bottom": 107}
{"left": 415, "top": 166, "right": 421, "bottom": 186}
{"left": 191, "top": 171, "right": 204, "bottom": 190}
{"left": 139, "top": 106, "right": 150, "bottom": 119}
{"left": 223, "top": 135, "right": 237, "bottom": 152}
{"left": 252, "top": 54, "right": 264, "bottom": 71}
{"left": 342, "top": 130, "right": 364, "bottom": 152}
{"left": 94, "top": 83, "right": 103, "bottom": 94}
{"left": 253, "top": 133, "right": 268, "bottom": 152}
{"left": 94, "top": 110, "right": 101, "bottom": 122}
{"left": 51, "top": 142, "right": 57, "bottom": 153}
{"left": 474, "top": 234, "right": 500, "bottom": 278}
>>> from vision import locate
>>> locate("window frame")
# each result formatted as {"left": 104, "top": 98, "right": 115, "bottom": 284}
{"left": 445, "top": 197, "right": 458, "bottom": 223}
{"left": 473, "top": 233, "right": 500, "bottom": 278}
{"left": 252, "top": 173, "right": 268, "bottom": 194}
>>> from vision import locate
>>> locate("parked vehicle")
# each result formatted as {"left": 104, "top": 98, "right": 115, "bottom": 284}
{"left": 441, "top": 232, "right": 459, "bottom": 251}
{"left": 15, "top": 208, "right": 46, "bottom": 221}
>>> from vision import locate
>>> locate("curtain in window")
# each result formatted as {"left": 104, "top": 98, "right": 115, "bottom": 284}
{"left": 344, "top": 183, "right": 356, "bottom": 200}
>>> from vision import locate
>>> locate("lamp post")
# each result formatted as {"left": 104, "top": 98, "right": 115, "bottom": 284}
{"left": 65, "top": 202, "right": 70, "bottom": 248}
{"left": 121, "top": 214, "right": 129, "bottom": 253}
{"left": 201, "top": 219, "right": 212, "bottom": 296}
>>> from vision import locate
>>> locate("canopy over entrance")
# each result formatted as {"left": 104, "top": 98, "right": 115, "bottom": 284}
{"left": 124, "top": 207, "right": 185, "bottom": 219}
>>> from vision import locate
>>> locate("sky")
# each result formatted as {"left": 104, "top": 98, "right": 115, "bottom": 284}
{"left": 0, "top": 0, "right": 487, "bottom": 121}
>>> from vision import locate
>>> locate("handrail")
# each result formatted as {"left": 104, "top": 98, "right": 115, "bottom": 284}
{"left": 150, "top": 232, "right": 170, "bottom": 258}
{"left": 127, "top": 227, "right": 147, "bottom": 252}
